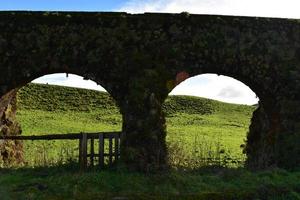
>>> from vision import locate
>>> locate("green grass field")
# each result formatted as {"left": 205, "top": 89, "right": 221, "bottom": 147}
{"left": 1, "top": 166, "right": 300, "bottom": 200}
{"left": 1, "top": 83, "right": 299, "bottom": 200}
{"left": 15, "top": 83, "right": 255, "bottom": 168}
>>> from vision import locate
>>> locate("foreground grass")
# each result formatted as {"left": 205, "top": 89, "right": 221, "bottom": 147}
{"left": 0, "top": 166, "right": 299, "bottom": 200}
{"left": 0, "top": 83, "right": 299, "bottom": 199}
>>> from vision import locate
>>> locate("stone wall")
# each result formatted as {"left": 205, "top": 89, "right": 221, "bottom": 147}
{"left": 0, "top": 89, "right": 23, "bottom": 165}
{"left": 0, "top": 11, "right": 299, "bottom": 171}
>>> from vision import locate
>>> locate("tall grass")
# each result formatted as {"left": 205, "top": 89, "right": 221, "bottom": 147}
{"left": 2, "top": 83, "right": 255, "bottom": 169}
{"left": 168, "top": 134, "right": 246, "bottom": 169}
{"left": 22, "top": 140, "right": 78, "bottom": 167}
{"left": 4, "top": 135, "right": 245, "bottom": 169}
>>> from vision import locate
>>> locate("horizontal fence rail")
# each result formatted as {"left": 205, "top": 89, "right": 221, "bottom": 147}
{"left": 0, "top": 132, "right": 121, "bottom": 140}
{"left": 0, "top": 132, "right": 122, "bottom": 170}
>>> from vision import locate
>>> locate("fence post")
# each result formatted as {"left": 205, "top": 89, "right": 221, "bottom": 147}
{"left": 79, "top": 134, "right": 82, "bottom": 167}
{"left": 109, "top": 135, "right": 113, "bottom": 166}
{"left": 114, "top": 134, "right": 119, "bottom": 163}
{"left": 98, "top": 133, "right": 104, "bottom": 169}
{"left": 90, "top": 138, "right": 94, "bottom": 167}
{"left": 80, "top": 133, "right": 88, "bottom": 171}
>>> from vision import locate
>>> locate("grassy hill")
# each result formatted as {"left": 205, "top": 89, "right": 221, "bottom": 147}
{"left": 17, "top": 83, "right": 118, "bottom": 112}
{"left": 2, "top": 83, "right": 299, "bottom": 199}
{"left": 17, "top": 83, "right": 254, "bottom": 116}
{"left": 16, "top": 83, "right": 255, "bottom": 167}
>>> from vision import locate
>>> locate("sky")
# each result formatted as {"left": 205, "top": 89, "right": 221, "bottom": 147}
{"left": 2, "top": 0, "right": 299, "bottom": 105}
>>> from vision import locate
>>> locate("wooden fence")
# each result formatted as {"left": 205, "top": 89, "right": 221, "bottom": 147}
{"left": 0, "top": 132, "right": 122, "bottom": 170}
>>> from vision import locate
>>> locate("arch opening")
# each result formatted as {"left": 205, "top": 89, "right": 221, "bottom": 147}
{"left": 0, "top": 73, "right": 123, "bottom": 167}
{"left": 164, "top": 73, "right": 260, "bottom": 169}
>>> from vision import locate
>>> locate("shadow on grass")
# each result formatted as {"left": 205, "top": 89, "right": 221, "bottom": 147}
{"left": 0, "top": 164, "right": 300, "bottom": 200}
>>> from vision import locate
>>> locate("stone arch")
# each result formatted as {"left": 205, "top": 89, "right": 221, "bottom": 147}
{"left": 1, "top": 66, "right": 124, "bottom": 131}
{"left": 0, "top": 11, "right": 300, "bottom": 171}
{"left": 158, "top": 53, "right": 297, "bottom": 169}
{"left": 3, "top": 68, "right": 121, "bottom": 105}
{"left": 164, "top": 73, "right": 261, "bottom": 167}
{"left": 0, "top": 72, "right": 123, "bottom": 165}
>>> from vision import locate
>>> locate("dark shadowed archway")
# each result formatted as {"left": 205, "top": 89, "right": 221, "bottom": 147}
{"left": 1, "top": 11, "right": 300, "bottom": 171}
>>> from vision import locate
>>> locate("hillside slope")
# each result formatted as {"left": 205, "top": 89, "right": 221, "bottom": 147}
{"left": 16, "top": 83, "right": 256, "bottom": 168}
{"left": 18, "top": 83, "right": 255, "bottom": 116}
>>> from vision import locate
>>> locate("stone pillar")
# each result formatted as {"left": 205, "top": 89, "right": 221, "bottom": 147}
{"left": 0, "top": 89, "right": 23, "bottom": 166}
{"left": 245, "top": 105, "right": 276, "bottom": 168}
{"left": 121, "top": 92, "right": 167, "bottom": 172}
{"left": 275, "top": 99, "right": 300, "bottom": 169}
{"left": 246, "top": 98, "right": 300, "bottom": 170}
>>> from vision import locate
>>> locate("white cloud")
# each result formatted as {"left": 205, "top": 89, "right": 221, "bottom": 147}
{"left": 32, "top": 73, "right": 106, "bottom": 91}
{"left": 218, "top": 86, "right": 243, "bottom": 98}
{"left": 170, "top": 74, "right": 258, "bottom": 105}
{"left": 120, "top": 0, "right": 300, "bottom": 18}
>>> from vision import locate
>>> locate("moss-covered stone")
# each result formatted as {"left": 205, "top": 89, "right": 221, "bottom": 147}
{"left": 0, "top": 90, "right": 23, "bottom": 165}
{"left": 0, "top": 11, "right": 299, "bottom": 171}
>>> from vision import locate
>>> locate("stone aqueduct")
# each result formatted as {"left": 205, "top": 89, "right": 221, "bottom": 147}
{"left": 0, "top": 11, "right": 300, "bottom": 171}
